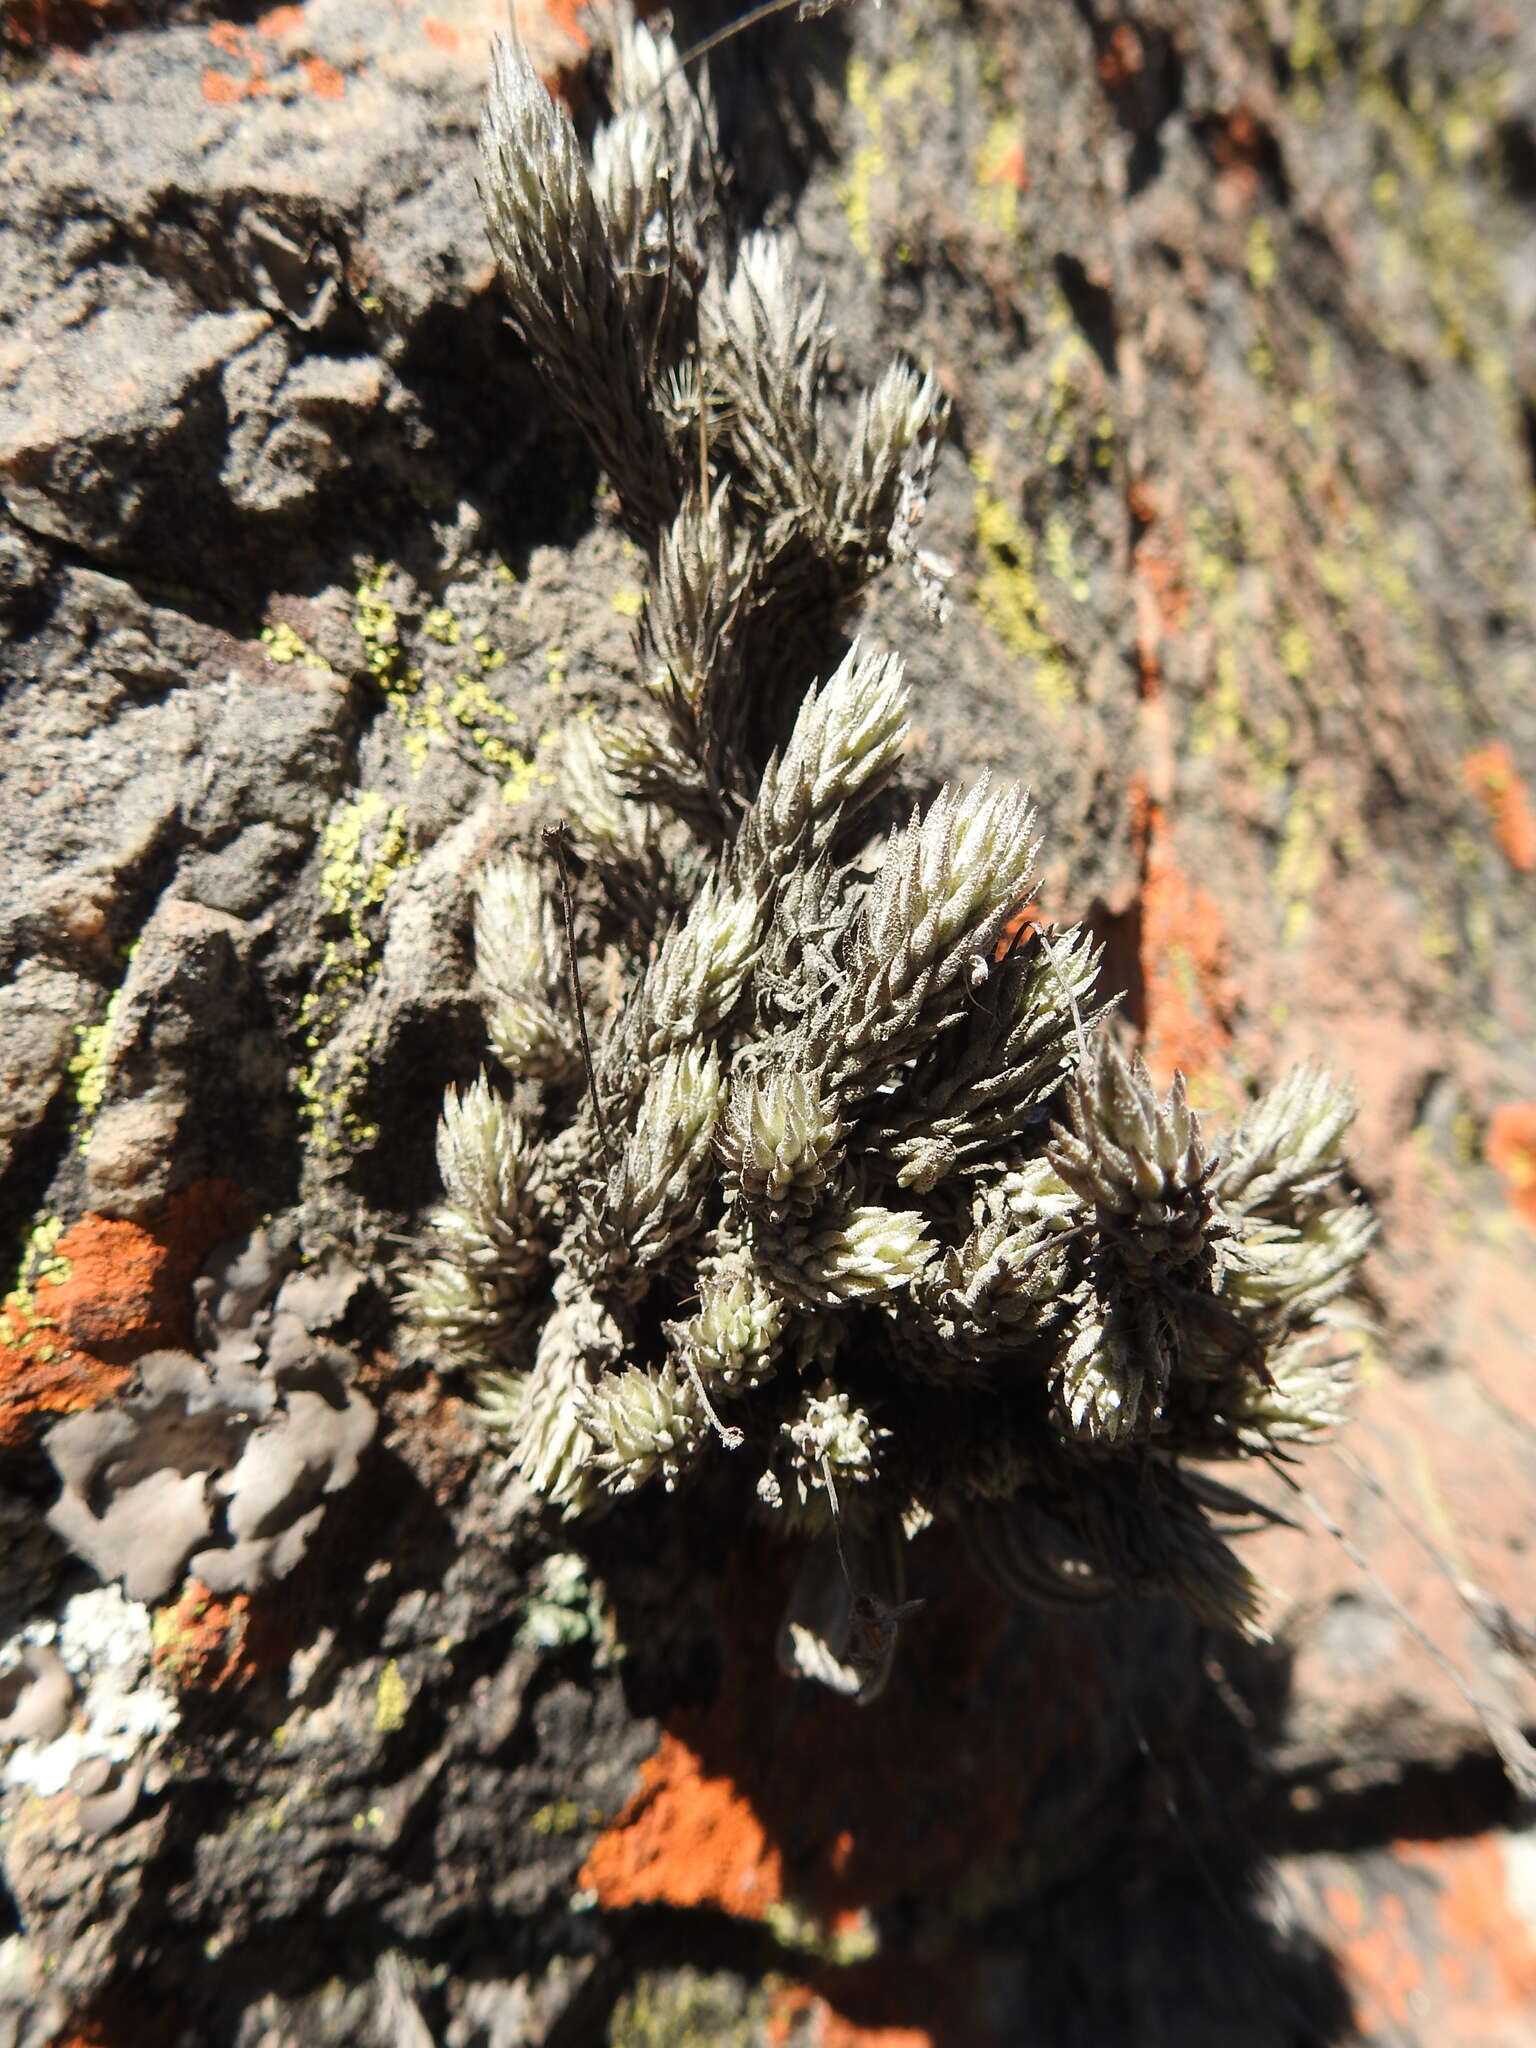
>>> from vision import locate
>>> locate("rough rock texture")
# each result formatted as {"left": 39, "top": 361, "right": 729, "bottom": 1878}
{"left": 1, "top": 2, "right": 1534, "bottom": 2044}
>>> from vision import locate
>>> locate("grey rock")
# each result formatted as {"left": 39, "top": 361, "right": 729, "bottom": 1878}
{"left": 0, "top": 962, "right": 83, "bottom": 1184}
{"left": 172, "top": 822, "right": 311, "bottom": 921}
{"left": 0, "top": 293, "right": 272, "bottom": 554}
{"left": 0, "top": 514, "right": 49, "bottom": 614}
{"left": 81, "top": 1095, "right": 187, "bottom": 1220}
{"left": 219, "top": 332, "right": 390, "bottom": 517}
{"left": 79, "top": 899, "right": 255, "bottom": 1215}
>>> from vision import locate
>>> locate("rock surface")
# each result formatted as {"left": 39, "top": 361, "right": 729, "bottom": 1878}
{"left": 2, "top": 1, "right": 1534, "bottom": 2043}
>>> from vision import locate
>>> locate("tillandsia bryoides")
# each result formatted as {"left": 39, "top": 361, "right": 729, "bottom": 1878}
{"left": 404, "top": 15, "right": 1374, "bottom": 1699}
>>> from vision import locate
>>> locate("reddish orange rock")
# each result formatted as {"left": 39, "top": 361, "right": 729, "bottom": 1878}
{"left": 301, "top": 53, "right": 344, "bottom": 99}
{"left": 152, "top": 1581, "right": 251, "bottom": 1690}
{"left": 1464, "top": 742, "right": 1536, "bottom": 873}
{"left": 151, "top": 1578, "right": 293, "bottom": 1692}
{"left": 1128, "top": 780, "right": 1236, "bottom": 1090}
{"left": 1486, "top": 1103, "right": 1536, "bottom": 1226}
{"left": 0, "top": 1180, "right": 249, "bottom": 1447}
{"left": 1306, "top": 1835, "right": 1536, "bottom": 2047}
{"left": 580, "top": 1728, "right": 784, "bottom": 1917}
{"left": 770, "top": 1985, "right": 935, "bottom": 2048}
{"left": 769, "top": 1954, "right": 995, "bottom": 2047}
{"left": 579, "top": 1526, "right": 1084, "bottom": 1949}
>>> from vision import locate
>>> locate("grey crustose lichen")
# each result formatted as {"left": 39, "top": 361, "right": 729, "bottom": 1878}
{"left": 404, "top": 15, "right": 1374, "bottom": 1699}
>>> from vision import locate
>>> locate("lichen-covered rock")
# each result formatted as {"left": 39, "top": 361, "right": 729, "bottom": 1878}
{"left": 1, "top": 0, "right": 1534, "bottom": 2040}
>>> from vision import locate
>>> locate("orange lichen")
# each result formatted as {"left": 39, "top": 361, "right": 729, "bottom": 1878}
{"left": 0, "top": 1181, "right": 251, "bottom": 1447}
{"left": 516, "top": 0, "right": 669, "bottom": 104}
{"left": 151, "top": 1579, "right": 291, "bottom": 1691}
{"left": 1327, "top": 1837, "right": 1536, "bottom": 2043}
{"left": 770, "top": 1987, "right": 934, "bottom": 2048}
{"left": 768, "top": 1987, "right": 818, "bottom": 2044}
{"left": 580, "top": 1728, "right": 784, "bottom": 1916}
{"left": 1486, "top": 1104, "right": 1536, "bottom": 1226}
{"left": 1323, "top": 1878, "right": 1366, "bottom": 1934}
{"left": 44, "top": 1987, "right": 159, "bottom": 2048}
{"left": 1338, "top": 1914, "right": 1424, "bottom": 2032}
{"left": 203, "top": 20, "right": 266, "bottom": 99}
{"left": 769, "top": 1955, "right": 995, "bottom": 2047}
{"left": 423, "top": 16, "right": 461, "bottom": 53}
{"left": 815, "top": 2014, "right": 933, "bottom": 2048}
{"left": 1126, "top": 476, "right": 1158, "bottom": 529}
{"left": 580, "top": 1526, "right": 1095, "bottom": 1953}
{"left": 981, "top": 137, "right": 1029, "bottom": 195}
{"left": 152, "top": 1581, "right": 250, "bottom": 1690}
{"left": 1129, "top": 779, "right": 1236, "bottom": 1089}
{"left": 256, "top": 4, "right": 303, "bottom": 33}
{"left": 0, "top": 1327, "right": 129, "bottom": 1448}
{"left": 1411, "top": 1836, "right": 1536, "bottom": 2003}
{"left": 523, "top": 0, "right": 593, "bottom": 52}
{"left": 1463, "top": 742, "right": 1536, "bottom": 873}
{"left": 302, "top": 53, "right": 344, "bottom": 98}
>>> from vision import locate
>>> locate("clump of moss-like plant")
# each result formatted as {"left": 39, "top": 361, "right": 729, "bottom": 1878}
{"left": 404, "top": 14, "right": 1372, "bottom": 1698}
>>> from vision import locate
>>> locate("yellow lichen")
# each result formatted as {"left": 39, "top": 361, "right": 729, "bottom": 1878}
{"left": 66, "top": 940, "right": 140, "bottom": 1139}
{"left": 319, "top": 793, "right": 410, "bottom": 926}
{"left": 839, "top": 59, "right": 882, "bottom": 264}
{"left": 2, "top": 1216, "right": 70, "bottom": 1328}
{"left": 970, "top": 455, "right": 1075, "bottom": 717}
{"left": 354, "top": 565, "right": 430, "bottom": 770}
{"left": 473, "top": 632, "right": 506, "bottom": 674}
{"left": 1288, "top": 0, "right": 1340, "bottom": 86}
{"left": 500, "top": 731, "right": 562, "bottom": 807}
{"left": 374, "top": 1660, "right": 410, "bottom": 1734}
{"left": 527, "top": 1800, "right": 584, "bottom": 1836}
{"left": 836, "top": 48, "right": 931, "bottom": 269}
{"left": 1245, "top": 217, "right": 1277, "bottom": 293}
{"left": 1279, "top": 621, "right": 1313, "bottom": 682}
{"left": 297, "top": 792, "right": 416, "bottom": 1155}
{"left": 260, "top": 622, "right": 331, "bottom": 672}
{"left": 1043, "top": 514, "right": 1090, "bottom": 604}
{"left": 1043, "top": 324, "right": 1092, "bottom": 468}
{"left": 1274, "top": 783, "right": 1334, "bottom": 945}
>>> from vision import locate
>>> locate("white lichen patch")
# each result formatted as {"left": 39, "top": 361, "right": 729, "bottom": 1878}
{"left": 1, "top": 1586, "right": 177, "bottom": 1797}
